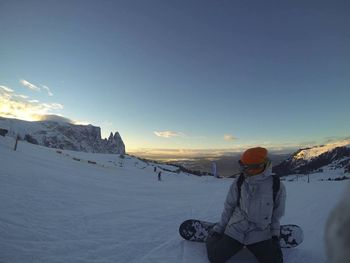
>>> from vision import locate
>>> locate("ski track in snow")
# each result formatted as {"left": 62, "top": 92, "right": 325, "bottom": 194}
{"left": 0, "top": 136, "right": 348, "bottom": 263}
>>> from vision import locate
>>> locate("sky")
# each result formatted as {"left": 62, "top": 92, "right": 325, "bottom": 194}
{"left": 0, "top": 0, "right": 349, "bottom": 157}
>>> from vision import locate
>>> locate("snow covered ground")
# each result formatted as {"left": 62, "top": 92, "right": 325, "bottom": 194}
{"left": 0, "top": 136, "right": 348, "bottom": 263}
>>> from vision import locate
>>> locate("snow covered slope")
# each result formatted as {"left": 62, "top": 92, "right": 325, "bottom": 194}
{"left": 0, "top": 136, "right": 347, "bottom": 263}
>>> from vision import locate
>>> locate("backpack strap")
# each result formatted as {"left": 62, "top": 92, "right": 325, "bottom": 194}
{"left": 236, "top": 173, "right": 245, "bottom": 207}
{"left": 272, "top": 174, "right": 280, "bottom": 203}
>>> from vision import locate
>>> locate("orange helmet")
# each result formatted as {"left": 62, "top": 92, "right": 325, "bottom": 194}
{"left": 239, "top": 147, "right": 269, "bottom": 175}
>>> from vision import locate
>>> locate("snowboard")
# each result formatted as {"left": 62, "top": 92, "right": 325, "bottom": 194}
{"left": 179, "top": 219, "right": 303, "bottom": 248}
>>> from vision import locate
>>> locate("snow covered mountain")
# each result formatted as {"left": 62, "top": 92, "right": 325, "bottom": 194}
{"left": 273, "top": 140, "right": 350, "bottom": 176}
{"left": 0, "top": 117, "right": 125, "bottom": 154}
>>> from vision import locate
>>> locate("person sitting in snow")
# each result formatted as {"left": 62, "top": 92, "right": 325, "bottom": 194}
{"left": 206, "top": 147, "right": 286, "bottom": 263}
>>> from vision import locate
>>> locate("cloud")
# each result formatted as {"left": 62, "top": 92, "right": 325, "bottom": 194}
{"left": 17, "top": 94, "right": 29, "bottom": 99}
{"left": 41, "top": 103, "right": 63, "bottom": 110}
{"left": 36, "top": 114, "right": 73, "bottom": 123}
{"left": 154, "top": 130, "right": 185, "bottom": 138}
{"left": 0, "top": 85, "right": 14, "bottom": 93}
{"left": 0, "top": 83, "right": 65, "bottom": 122}
{"left": 323, "top": 136, "right": 350, "bottom": 144}
{"left": 42, "top": 85, "right": 54, "bottom": 96}
{"left": 19, "top": 79, "right": 54, "bottom": 96}
{"left": 224, "top": 134, "right": 237, "bottom": 141}
{"left": 128, "top": 148, "right": 232, "bottom": 161}
{"left": 20, "top": 79, "right": 40, "bottom": 91}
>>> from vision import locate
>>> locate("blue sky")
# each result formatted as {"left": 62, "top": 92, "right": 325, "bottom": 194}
{"left": 0, "top": 0, "right": 349, "bottom": 156}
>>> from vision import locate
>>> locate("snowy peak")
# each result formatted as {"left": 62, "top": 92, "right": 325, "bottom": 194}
{"left": 103, "top": 131, "right": 125, "bottom": 154}
{"left": 0, "top": 117, "right": 125, "bottom": 154}
{"left": 293, "top": 140, "right": 350, "bottom": 161}
{"left": 273, "top": 140, "right": 350, "bottom": 176}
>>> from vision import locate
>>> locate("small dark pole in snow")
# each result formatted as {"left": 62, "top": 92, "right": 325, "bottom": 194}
{"left": 119, "top": 154, "right": 125, "bottom": 167}
{"left": 307, "top": 173, "right": 310, "bottom": 183}
{"left": 13, "top": 135, "right": 19, "bottom": 151}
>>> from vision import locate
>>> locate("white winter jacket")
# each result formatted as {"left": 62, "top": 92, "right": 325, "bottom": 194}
{"left": 213, "top": 164, "right": 286, "bottom": 245}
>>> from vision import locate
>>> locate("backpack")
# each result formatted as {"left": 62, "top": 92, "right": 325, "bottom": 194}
{"left": 236, "top": 173, "right": 280, "bottom": 207}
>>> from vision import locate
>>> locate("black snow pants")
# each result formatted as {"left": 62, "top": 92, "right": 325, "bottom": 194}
{"left": 206, "top": 234, "right": 283, "bottom": 263}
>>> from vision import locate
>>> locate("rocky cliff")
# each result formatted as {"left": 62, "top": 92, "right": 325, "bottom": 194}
{"left": 0, "top": 117, "right": 125, "bottom": 154}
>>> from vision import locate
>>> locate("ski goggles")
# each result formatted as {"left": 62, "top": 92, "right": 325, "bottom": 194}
{"left": 238, "top": 159, "right": 270, "bottom": 174}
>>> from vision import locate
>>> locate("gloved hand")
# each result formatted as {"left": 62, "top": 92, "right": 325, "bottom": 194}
{"left": 272, "top": 235, "right": 279, "bottom": 242}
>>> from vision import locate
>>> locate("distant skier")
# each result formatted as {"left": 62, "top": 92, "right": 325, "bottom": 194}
{"left": 154, "top": 166, "right": 157, "bottom": 172}
{"left": 13, "top": 135, "right": 19, "bottom": 151}
{"left": 206, "top": 147, "right": 286, "bottom": 263}
{"left": 158, "top": 171, "right": 162, "bottom": 181}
